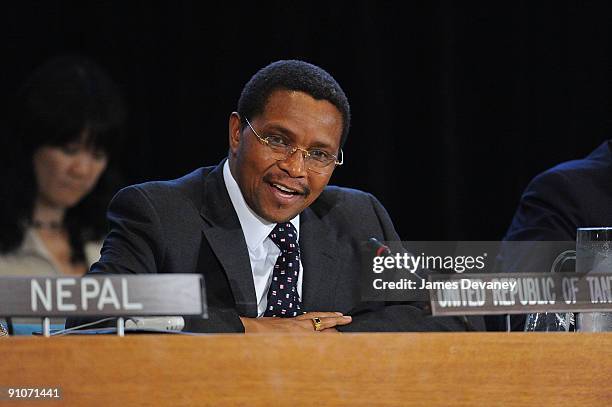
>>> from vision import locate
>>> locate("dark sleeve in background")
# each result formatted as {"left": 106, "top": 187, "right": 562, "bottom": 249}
{"left": 489, "top": 168, "right": 581, "bottom": 331}
{"left": 505, "top": 169, "right": 581, "bottom": 242}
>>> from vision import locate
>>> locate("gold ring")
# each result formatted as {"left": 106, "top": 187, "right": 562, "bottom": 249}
{"left": 312, "top": 317, "right": 322, "bottom": 331}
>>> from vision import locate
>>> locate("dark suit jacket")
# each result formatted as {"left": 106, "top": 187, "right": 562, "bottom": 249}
{"left": 506, "top": 140, "right": 612, "bottom": 241}
{"left": 492, "top": 141, "right": 612, "bottom": 330}
{"left": 82, "top": 160, "right": 477, "bottom": 332}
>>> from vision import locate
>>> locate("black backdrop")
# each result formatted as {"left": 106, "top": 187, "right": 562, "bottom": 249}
{"left": 3, "top": 1, "right": 612, "bottom": 240}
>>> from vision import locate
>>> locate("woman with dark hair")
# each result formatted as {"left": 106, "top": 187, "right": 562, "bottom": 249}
{"left": 0, "top": 56, "right": 126, "bottom": 279}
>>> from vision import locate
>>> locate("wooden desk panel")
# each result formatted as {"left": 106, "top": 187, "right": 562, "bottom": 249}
{"left": 1, "top": 333, "right": 611, "bottom": 406}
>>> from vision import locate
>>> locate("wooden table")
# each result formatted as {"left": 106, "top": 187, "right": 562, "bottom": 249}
{"left": 1, "top": 333, "right": 611, "bottom": 406}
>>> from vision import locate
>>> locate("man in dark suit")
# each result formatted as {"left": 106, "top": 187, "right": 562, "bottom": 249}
{"left": 87, "top": 60, "right": 474, "bottom": 333}
{"left": 493, "top": 140, "right": 612, "bottom": 331}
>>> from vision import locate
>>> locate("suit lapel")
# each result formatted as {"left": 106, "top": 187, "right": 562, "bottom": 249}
{"left": 199, "top": 161, "right": 258, "bottom": 317}
{"left": 299, "top": 207, "right": 340, "bottom": 310}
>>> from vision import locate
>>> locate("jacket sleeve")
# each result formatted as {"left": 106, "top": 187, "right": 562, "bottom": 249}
{"left": 66, "top": 186, "right": 244, "bottom": 333}
{"left": 505, "top": 169, "right": 579, "bottom": 242}
{"left": 338, "top": 194, "right": 482, "bottom": 332}
{"left": 93, "top": 185, "right": 165, "bottom": 275}
{"left": 491, "top": 169, "right": 579, "bottom": 331}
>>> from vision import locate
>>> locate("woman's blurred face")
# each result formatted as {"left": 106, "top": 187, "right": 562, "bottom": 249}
{"left": 33, "top": 139, "right": 108, "bottom": 209}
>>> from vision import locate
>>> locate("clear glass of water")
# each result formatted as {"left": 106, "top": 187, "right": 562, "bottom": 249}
{"left": 575, "top": 227, "right": 612, "bottom": 332}
{"left": 524, "top": 227, "right": 612, "bottom": 332}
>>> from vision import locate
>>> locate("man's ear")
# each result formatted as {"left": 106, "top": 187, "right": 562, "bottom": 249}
{"left": 228, "top": 112, "right": 242, "bottom": 154}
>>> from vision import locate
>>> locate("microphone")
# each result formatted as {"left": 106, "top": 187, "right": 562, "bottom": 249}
{"left": 368, "top": 237, "right": 426, "bottom": 281}
{"left": 125, "top": 316, "right": 185, "bottom": 331}
{"left": 368, "top": 237, "right": 391, "bottom": 256}
{"left": 368, "top": 238, "right": 479, "bottom": 331}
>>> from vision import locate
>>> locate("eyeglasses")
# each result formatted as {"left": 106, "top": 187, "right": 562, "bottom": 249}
{"left": 243, "top": 116, "right": 344, "bottom": 174}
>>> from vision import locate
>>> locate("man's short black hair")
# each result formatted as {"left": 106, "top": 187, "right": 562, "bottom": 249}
{"left": 237, "top": 60, "right": 350, "bottom": 148}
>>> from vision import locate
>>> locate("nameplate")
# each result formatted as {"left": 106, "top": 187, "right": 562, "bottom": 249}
{"left": 428, "top": 272, "right": 612, "bottom": 316}
{"left": 0, "top": 274, "right": 206, "bottom": 317}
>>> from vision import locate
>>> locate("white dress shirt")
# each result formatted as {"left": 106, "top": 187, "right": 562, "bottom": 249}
{"left": 223, "top": 161, "right": 303, "bottom": 317}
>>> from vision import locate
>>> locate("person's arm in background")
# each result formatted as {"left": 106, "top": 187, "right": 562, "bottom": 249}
{"left": 505, "top": 169, "right": 580, "bottom": 242}
{"left": 491, "top": 169, "right": 580, "bottom": 331}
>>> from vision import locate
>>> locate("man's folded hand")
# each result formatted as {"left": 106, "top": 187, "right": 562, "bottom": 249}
{"left": 240, "top": 312, "right": 352, "bottom": 333}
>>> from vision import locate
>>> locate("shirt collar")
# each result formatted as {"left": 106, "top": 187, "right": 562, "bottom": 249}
{"left": 19, "top": 228, "right": 48, "bottom": 257}
{"left": 223, "top": 160, "right": 299, "bottom": 250}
